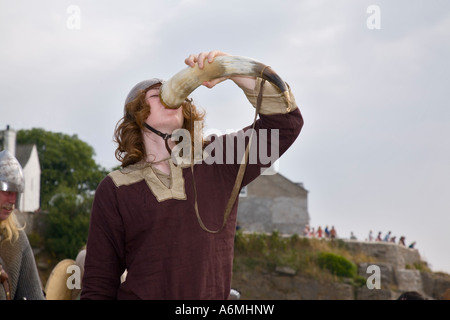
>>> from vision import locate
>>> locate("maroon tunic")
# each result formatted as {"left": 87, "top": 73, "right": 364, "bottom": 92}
{"left": 81, "top": 107, "right": 303, "bottom": 300}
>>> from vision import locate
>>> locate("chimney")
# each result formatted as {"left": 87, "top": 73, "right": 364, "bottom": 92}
{"left": 4, "top": 125, "right": 16, "bottom": 156}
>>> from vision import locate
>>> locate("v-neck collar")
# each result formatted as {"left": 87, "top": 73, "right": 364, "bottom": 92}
{"left": 109, "top": 160, "right": 187, "bottom": 202}
{"left": 143, "top": 160, "right": 186, "bottom": 202}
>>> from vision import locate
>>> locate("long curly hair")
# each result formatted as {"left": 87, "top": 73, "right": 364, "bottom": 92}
{"left": 114, "top": 83, "right": 206, "bottom": 168}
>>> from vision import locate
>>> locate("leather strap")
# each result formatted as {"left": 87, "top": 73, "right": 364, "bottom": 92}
{"left": 192, "top": 78, "right": 266, "bottom": 233}
{"left": 143, "top": 122, "right": 173, "bottom": 155}
{"left": 0, "top": 264, "right": 11, "bottom": 300}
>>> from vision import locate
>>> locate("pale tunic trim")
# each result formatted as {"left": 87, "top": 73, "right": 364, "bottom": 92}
{"left": 238, "top": 78, "right": 298, "bottom": 115}
{"left": 108, "top": 160, "right": 186, "bottom": 202}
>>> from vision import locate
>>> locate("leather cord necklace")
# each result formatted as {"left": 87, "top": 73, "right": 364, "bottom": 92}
{"left": 0, "top": 264, "right": 11, "bottom": 300}
{"left": 143, "top": 122, "right": 173, "bottom": 156}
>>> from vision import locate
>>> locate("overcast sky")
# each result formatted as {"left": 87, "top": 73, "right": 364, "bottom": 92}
{"left": 1, "top": 0, "right": 450, "bottom": 275}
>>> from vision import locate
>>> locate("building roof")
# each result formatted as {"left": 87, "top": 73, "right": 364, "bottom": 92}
{"left": 15, "top": 144, "right": 36, "bottom": 168}
{"left": 246, "top": 172, "right": 308, "bottom": 198}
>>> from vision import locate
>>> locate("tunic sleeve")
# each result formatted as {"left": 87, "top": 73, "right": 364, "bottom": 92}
{"left": 205, "top": 78, "right": 304, "bottom": 187}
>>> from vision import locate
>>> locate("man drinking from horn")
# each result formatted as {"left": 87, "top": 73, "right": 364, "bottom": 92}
{"left": 81, "top": 50, "right": 304, "bottom": 300}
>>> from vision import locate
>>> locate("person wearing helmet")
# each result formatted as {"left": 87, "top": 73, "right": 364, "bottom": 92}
{"left": 0, "top": 150, "right": 45, "bottom": 300}
{"left": 81, "top": 50, "right": 304, "bottom": 300}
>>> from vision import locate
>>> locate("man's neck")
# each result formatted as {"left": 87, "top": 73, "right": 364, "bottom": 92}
{"left": 143, "top": 131, "right": 176, "bottom": 174}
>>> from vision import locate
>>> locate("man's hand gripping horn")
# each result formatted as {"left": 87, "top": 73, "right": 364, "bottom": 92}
{"left": 159, "top": 55, "right": 291, "bottom": 110}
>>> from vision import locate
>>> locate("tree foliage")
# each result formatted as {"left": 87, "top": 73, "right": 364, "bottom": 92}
{"left": 17, "top": 128, "right": 108, "bottom": 209}
{"left": 17, "top": 128, "right": 109, "bottom": 259}
{"left": 44, "top": 186, "right": 93, "bottom": 259}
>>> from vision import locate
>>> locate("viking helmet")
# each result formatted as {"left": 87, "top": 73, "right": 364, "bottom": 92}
{"left": 0, "top": 150, "right": 25, "bottom": 193}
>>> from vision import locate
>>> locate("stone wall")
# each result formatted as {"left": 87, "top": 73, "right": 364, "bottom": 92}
{"left": 344, "top": 240, "right": 421, "bottom": 269}
{"left": 345, "top": 240, "right": 450, "bottom": 299}
{"left": 232, "top": 239, "right": 450, "bottom": 300}
{"left": 238, "top": 197, "right": 309, "bottom": 234}
{"left": 238, "top": 173, "right": 310, "bottom": 235}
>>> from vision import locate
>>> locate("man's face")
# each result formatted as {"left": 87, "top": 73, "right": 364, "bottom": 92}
{"left": 0, "top": 190, "right": 17, "bottom": 221}
{"left": 144, "top": 87, "right": 184, "bottom": 133}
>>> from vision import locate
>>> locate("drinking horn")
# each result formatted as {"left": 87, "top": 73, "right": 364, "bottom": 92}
{"left": 159, "top": 55, "right": 290, "bottom": 109}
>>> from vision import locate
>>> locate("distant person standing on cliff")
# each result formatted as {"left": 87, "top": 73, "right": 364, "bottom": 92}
{"left": 324, "top": 226, "right": 330, "bottom": 238}
{"left": 375, "top": 231, "right": 382, "bottom": 241}
{"left": 330, "top": 226, "right": 337, "bottom": 239}
{"left": 317, "top": 226, "right": 323, "bottom": 238}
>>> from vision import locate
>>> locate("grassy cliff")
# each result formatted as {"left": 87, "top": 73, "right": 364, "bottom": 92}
{"left": 231, "top": 230, "right": 448, "bottom": 300}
